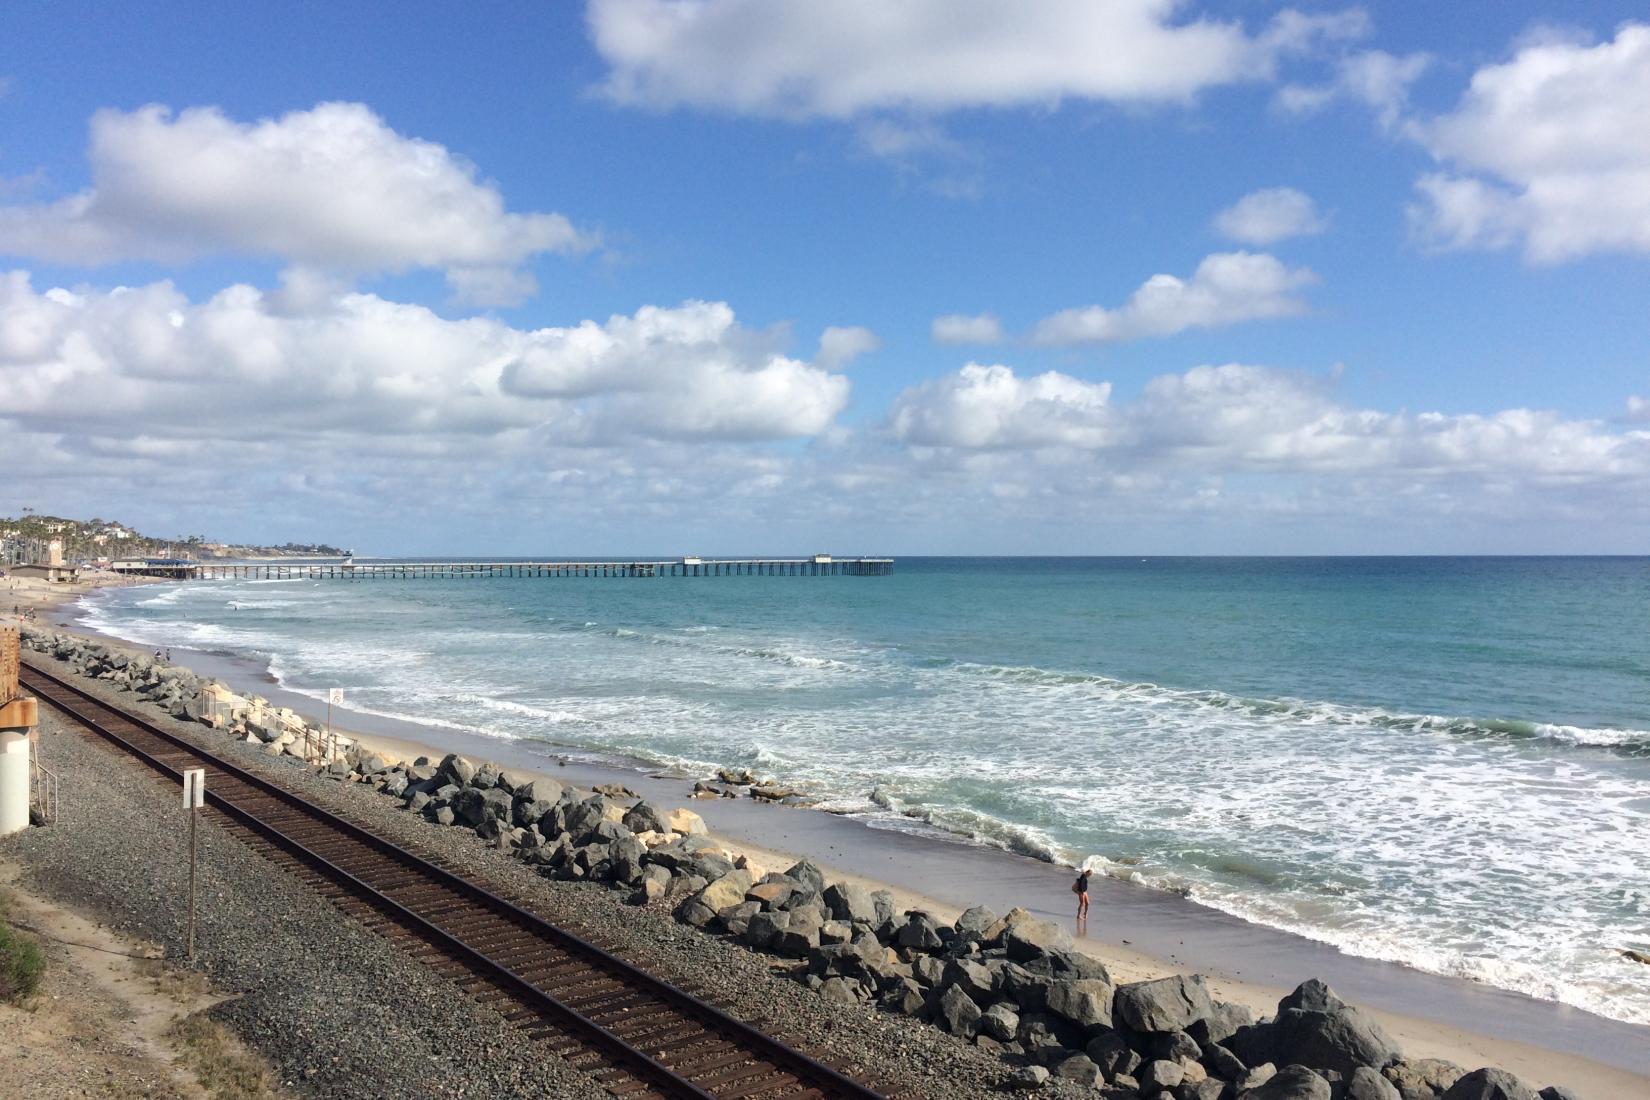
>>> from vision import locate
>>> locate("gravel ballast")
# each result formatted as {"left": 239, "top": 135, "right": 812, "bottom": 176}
{"left": 11, "top": 656, "right": 1084, "bottom": 1100}
{"left": 4, "top": 707, "right": 605, "bottom": 1100}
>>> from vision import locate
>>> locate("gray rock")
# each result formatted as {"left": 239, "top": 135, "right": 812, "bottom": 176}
{"left": 471, "top": 761, "right": 502, "bottom": 789}
{"left": 562, "top": 797, "right": 607, "bottom": 839}
{"left": 1203, "top": 1041, "right": 1248, "bottom": 1082}
{"left": 664, "top": 872, "right": 707, "bottom": 900}
{"left": 1052, "top": 1053, "right": 1103, "bottom": 1087}
{"left": 1280, "top": 979, "right": 1345, "bottom": 1016}
{"left": 589, "top": 819, "right": 632, "bottom": 845}
{"left": 435, "top": 752, "right": 475, "bottom": 786}
{"left": 1045, "top": 977, "right": 1114, "bottom": 1029}
{"left": 636, "top": 864, "right": 672, "bottom": 903}
{"left": 354, "top": 751, "right": 390, "bottom": 777}
{"left": 911, "top": 954, "right": 946, "bottom": 988}
{"left": 1238, "top": 1064, "right": 1278, "bottom": 1091}
{"left": 823, "top": 882, "right": 880, "bottom": 924}
{"left": 622, "top": 800, "right": 669, "bottom": 834}
{"left": 954, "top": 904, "right": 998, "bottom": 939}
{"left": 1086, "top": 1031, "right": 1135, "bottom": 1076}
{"left": 1537, "top": 1089, "right": 1583, "bottom": 1100}
{"left": 811, "top": 937, "right": 884, "bottom": 980}
{"left": 1191, "top": 1001, "right": 1255, "bottom": 1046}
{"left": 1184, "top": 1079, "right": 1228, "bottom": 1100}
{"left": 1440, "top": 1069, "right": 1540, "bottom": 1100}
{"left": 744, "top": 909, "right": 790, "bottom": 950}
{"left": 978, "top": 1001, "right": 1020, "bottom": 1042}
{"left": 818, "top": 976, "right": 861, "bottom": 1005}
{"left": 1014, "top": 1012, "right": 1067, "bottom": 1062}
{"left": 1348, "top": 1066, "right": 1403, "bottom": 1100}
{"left": 942, "top": 957, "right": 999, "bottom": 1004}
{"left": 897, "top": 913, "right": 945, "bottom": 952}
{"left": 1034, "top": 948, "right": 1111, "bottom": 982}
{"left": 512, "top": 796, "right": 551, "bottom": 825}
{"left": 682, "top": 869, "right": 754, "bottom": 926}
{"left": 937, "top": 984, "right": 982, "bottom": 1038}
{"left": 1271, "top": 1006, "right": 1400, "bottom": 1078}
{"left": 1115, "top": 974, "right": 1215, "bottom": 1034}
{"left": 1379, "top": 1055, "right": 1471, "bottom": 1100}
{"left": 777, "top": 912, "right": 823, "bottom": 957}
{"left": 515, "top": 778, "right": 561, "bottom": 803}
{"left": 745, "top": 878, "right": 795, "bottom": 911}
{"left": 1142, "top": 1059, "right": 1186, "bottom": 1091}
{"left": 785, "top": 858, "right": 826, "bottom": 894}
{"left": 1246, "top": 1065, "right": 1332, "bottom": 1100}
{"left": 819, "top": 919, "right": 853, "bottom": 946}
{"left": 999, "top": 962, "right": 1053, "bottom": 1011}
{"left": 481, "top": 787, "right": 514, "bottom": 821}
{"left": 1155, "top": 1029, "right": 1201, "bottom": 1064}
{"left": 879, "top": 977, "right": 927, "bottom": 1016}
{"left": 609, "top": 837, "right": 647, "bottom": 885}
{"left": 1006, "top": 1065, "right": 1050, "bottom": 1090}
{"left": 1002, "top": 914, "right": 1074, "bottom": 962}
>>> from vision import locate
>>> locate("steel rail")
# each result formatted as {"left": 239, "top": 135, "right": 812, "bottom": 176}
{"left": 21, "top": 659, "right": 887, "bottom": 1100}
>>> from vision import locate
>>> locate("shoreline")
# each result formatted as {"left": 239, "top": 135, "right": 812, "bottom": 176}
{"left": 26, "top": 577, "right": 1650, "bottom": 1097}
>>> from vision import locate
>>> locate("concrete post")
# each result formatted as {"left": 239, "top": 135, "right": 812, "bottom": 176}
{"left": 0, "top": 717, "right": 34, "bottom": 836}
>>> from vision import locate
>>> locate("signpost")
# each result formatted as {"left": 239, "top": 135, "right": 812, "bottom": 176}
{"left": 182, "top": 767, "right": 204, "bottom": 960}
{"left": 327, "top": 688, "right": 343, "bottom": 762}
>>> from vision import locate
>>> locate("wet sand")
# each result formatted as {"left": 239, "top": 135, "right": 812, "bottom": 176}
{"left": 37, "top": 587, "right": 1650, "bottom": 1098}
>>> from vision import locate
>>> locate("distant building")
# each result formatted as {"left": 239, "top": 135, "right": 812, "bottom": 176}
{"left": 12, "top": 561, "right": 80, "bottom": 583}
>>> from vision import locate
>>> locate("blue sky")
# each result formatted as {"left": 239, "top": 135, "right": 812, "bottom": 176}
{"left": 1, "top": 2, "right": 1647, "bottom": 554}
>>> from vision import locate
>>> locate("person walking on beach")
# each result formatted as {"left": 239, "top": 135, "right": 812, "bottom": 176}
{"left": 1073, "top": 868, "right": 1092, "bottom": 921}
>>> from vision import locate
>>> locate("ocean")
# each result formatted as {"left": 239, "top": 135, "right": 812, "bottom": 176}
{"left": 74, "top": 556, "right": 1650, "bottom": 1026}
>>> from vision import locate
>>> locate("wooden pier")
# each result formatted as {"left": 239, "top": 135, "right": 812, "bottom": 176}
{"left": 112, "top": 555, "right": 893, "bottom": 581}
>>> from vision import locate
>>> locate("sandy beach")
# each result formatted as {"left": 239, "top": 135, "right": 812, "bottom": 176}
{"left": 23, "top": 574, "right": 1650, "bottom": 1100}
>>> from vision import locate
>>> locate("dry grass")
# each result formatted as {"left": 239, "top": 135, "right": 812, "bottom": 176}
{"left": 169, "top": 1013, "right": 286, "bottom": 1100}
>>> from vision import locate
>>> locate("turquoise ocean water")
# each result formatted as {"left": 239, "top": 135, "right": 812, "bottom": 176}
{"left": 76, "top": 557, "right": 1650, "bottom": 1024}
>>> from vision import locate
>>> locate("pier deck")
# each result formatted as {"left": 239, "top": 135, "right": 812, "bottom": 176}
{"left": 112, "top": 556, "right": 894, "bottom": 580}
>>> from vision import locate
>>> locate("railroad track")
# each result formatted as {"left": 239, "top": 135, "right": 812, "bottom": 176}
{"left": 21, "top": 660, "right": 901, "bottom": 1100}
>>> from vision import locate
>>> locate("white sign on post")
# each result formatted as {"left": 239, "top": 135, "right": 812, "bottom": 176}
{"left": 182, "top": 767, "right": 205, "bottom": 809}
{"left": 328, "top": 688, "right": 344, "bottom": 706}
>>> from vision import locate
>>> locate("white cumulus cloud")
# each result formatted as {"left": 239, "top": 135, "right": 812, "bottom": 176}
{"left": 885, "top": 360, "right": 1650, "bottom": 496}
{"left": 816, "top": 325, "right": 881, "bottom": 368}
{"left": 1214, "top": 187, "right": 1328, "bottom": 244}
{"left": 890, "top": 363, "right": 1113, "bottom": 449}
{"left": 0, "top": 103, "right": 593, "bottom": 305}
{"left": 1277, "top": 48, "right": 1430, "bottom": 129}
{"left": 0, "top": 272, "right": 848, "bottom": 445}
{"left": 931, "top": 312, "right": 1004, "bottom": 345}
{"left": 588, "top": 0, "right": 1366, "bottom": 118}
{"left": 1407, "top": 23, "right": 1650, "bottom": 263}
{"left": 1031, "top": 252, "right": 1316, "bottom": 346}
